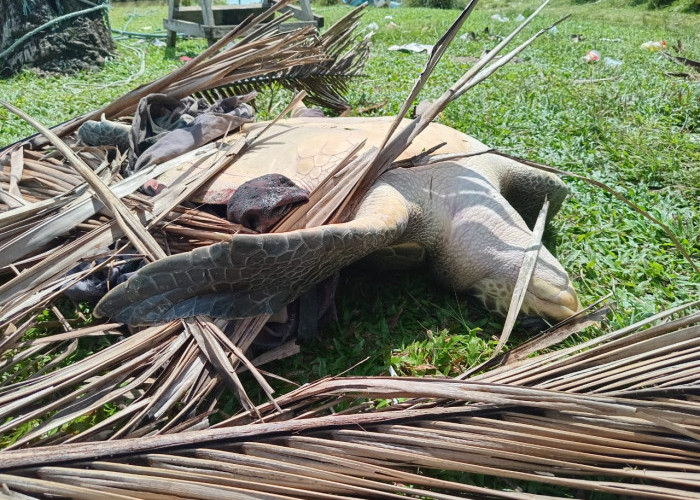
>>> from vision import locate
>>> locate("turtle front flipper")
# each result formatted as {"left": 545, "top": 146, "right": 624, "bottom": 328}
{"left": 94, "top": 184, "right": 410, "bottom": 325}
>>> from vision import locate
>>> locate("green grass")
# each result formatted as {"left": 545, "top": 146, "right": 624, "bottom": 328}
{"left": 254, "top": 1, "right": 699, "bottom": 388}
{"left": 1, "top": 0, "right": 698, "bottom": 398}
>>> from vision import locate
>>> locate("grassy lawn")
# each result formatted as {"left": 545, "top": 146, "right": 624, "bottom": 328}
{"left": 1, "top": 0, "right": 698, "bottom": 392}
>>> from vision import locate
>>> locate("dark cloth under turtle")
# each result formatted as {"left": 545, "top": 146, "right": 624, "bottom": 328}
{"left": 246, "top": 273, "right": 339, "bottom": 356}
{"left": 65, "top": 257, "right": 145, "bottom": 302}
{"left": 226, "top": 173, "right": 330, "bottom": 353}
{"left": 126, "top": 92, "right": 256, "bottom": 176}
{"left": 226, "top": 173, "right": 310, "bottom": 233}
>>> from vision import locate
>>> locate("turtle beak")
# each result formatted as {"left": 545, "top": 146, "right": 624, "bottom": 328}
{"left": 523, "top": 277, "right": 582, "bottom": 323}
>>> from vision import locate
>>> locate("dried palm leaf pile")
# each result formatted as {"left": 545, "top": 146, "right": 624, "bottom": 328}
{"left": 0, "top": 304, "right": 698, "bottom": 499}
{"left": 0, "top": 0, "right": 372, "bottom": 446}
{"left": 0, "top": 0, "right": 698, "bottom": 498}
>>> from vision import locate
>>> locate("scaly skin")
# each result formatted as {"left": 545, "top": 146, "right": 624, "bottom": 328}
{"left": 78, "top": 118, "right": 131, "bottom": 152}
{"left": 376, "top": 156, "right": 579, "bottom": 320}
{"left": 95, "top": 153, "right": 580, "bottom": 325}
{"left": 95, "top": 184, "right": 409, "bottom": 325}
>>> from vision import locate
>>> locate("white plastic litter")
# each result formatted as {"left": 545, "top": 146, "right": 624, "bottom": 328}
{"left": 152, "top": 39, "right": 166, "bottom": 47}
{"left": 367, "top": 22, "right": 379, "bottom": 31}
{"left": 515, "top": 13, "right": 525, "bottom": 21}
{"left": 389, "top": 43, "right": 434, "bottom": 53}
{"left": 604, "top": 57, "right": 623, "bottom": 67}
{"left": 491, "top": 14, "right": 509, "bottom": 22}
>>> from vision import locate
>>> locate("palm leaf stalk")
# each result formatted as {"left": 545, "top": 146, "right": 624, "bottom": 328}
{"left": 0, "top": 303, "right": 697, "bottom": 498}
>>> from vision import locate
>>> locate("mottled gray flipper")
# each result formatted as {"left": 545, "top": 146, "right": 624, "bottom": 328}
{"left": 95, "top": 184, "right": 409, "bottom": 325}
{"left": 360, "top": 243, "right": 426, "bottom": 270}
{"left": 479, "top": 155, "right": 569, "bottom": 229}
{"left": 78, "top": 118, "right": 132, "bottom": 153}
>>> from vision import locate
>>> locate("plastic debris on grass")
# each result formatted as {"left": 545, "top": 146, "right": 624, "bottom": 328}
{"left": 346, "top": 0, "right": 402, "bottom": 6}
{"left": 641, "top": 40, "right": 667, "bottom": 51}
{"left": 604, "top": 57, "right": 623, "bottom": 68}
{"left": 389, "top": 43, "right": 434, "bottom": 54}
{"left": 582, "top": 50, "right": 601, "bottom": 63}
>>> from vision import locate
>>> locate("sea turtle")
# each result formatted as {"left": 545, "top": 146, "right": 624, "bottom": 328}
{"left": 94, "top": 116, "right": 581, "bottom": 326}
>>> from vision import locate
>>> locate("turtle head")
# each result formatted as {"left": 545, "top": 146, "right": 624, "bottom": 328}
{"left": 421, "top": 164, "right": 582, "bottom": 324}
{"left": 450, "top": 224, "right": 582, "bottom": 323}
{"left": 469, "top": 260, "right": 581, "bottom": 323}
{"left": 522, "top": 274, "right": 581, "bottom": 322}
{"left": 452, "top": 223, "right": 581, "bottom": 323}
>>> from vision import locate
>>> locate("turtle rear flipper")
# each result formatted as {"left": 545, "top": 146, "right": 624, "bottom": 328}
{"left": 95, "top": 184, "right": 409, "bottom": 325}
{"left": 78, "top": 118, "right": 131, "bottom": 153}
{"left": 472, "top": 154, "right": 569, "bottom": 230}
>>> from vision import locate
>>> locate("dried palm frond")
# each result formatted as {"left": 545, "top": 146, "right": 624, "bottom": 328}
{"left": 0, "top": 0, "right": 699, "bottom": 495}
{"left": 0, "top": 0, "right": 367, "bottom": 154}
{"left": 0, "top": 0, "right": 649, "bottom": 455}
{"left": 0, "top": 1, "right": 372, "bottom": 448}
{"left": 0, "top": 304, "right": 697, "bottom": 499}
{"left": 195, "top": 5, "right": 371, "bottom": 112}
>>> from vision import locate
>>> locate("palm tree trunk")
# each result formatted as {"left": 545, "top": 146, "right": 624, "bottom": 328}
{"left": 0, "top": 0, "right": 114, "bottom": 76}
